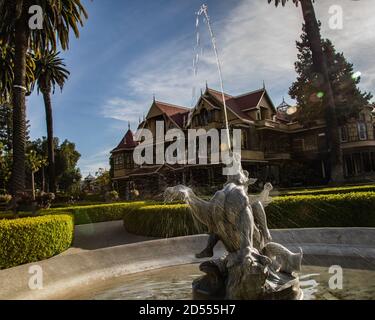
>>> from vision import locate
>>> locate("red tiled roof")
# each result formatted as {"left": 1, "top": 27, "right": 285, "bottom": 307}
{"left": 112, "top": 129, "right": 138, "bottom": 152}
{"left": 206, "top": 88, "right": 267, "bottom": 122}
{"left": 154, "top": 101, "right": 190, "bottom": 128}
{"left": 155, "top": 101, "right": 189, "bottom": 116}
{"left": 206, "top": 88, "right": 233, "bottom": 102}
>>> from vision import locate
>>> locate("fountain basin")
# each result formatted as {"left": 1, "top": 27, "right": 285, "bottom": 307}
{"left": 0, "top": 228, "right": 373, "bottom": 300}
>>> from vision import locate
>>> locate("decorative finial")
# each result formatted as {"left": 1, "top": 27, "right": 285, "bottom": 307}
{"left": 205, "top": 81, "right": 208, "bottom": 90}
{"left": 200, "top": 88, "right": 203, "bottom": 96}
{"left": 263, "top": 80, "right": 266, "bottom": 90}
{"left": 153, "top": 94, "right": 156, "bottom": 102}
{"left": 128, "top": 121, "right": 131, "bottom": 131}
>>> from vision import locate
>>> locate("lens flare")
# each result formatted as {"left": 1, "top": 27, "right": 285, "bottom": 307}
{"left": 317, "top": 92, "right": 325, "bottom": 99}
{"left": 352, "top": 71, "right": 362, "bottom": 80}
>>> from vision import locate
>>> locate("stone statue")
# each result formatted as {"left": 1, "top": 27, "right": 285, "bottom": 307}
{"left": 164, "top": 154, "right": 303, "bottom": 300}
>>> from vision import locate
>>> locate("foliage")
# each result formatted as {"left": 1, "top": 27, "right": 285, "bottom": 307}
{"left": 0, "top": 44, "right": 36, "bottom": 100}
{"left": 36, "top": 192, "right": 55, "bottom": 209}
{"left": 0, "top": 1, "right": 88, "bottom": 52}
{"left": 289, "top": 26, "right": 373, "bottom": 124}
{"left": 0, "top": 214, "right": 74, "bottom": 269}
{"left": 26, "top": 149, "right": 47, "bottom": 174}
{"left": 267, "top": 192, "right": 375, "bottom": 228}
{"left": 105, "top": 190, "right": 119, "bottom": 203}
{"left": 0, "top": 142, "right": 11, "bottom": 190}
{"left": 45, "top": 201, "right": 149, "bottom": 225}
{"left": 0, "top": 102, "right": 12, "bottom": 151}
{"left": 26, "top": 138, "right": 82, "bottom": 193}
{"left": 55, "top": 139, "right": 82, "bottom": 191}
{"left": 32, "top": 51, "right": 70, "bottom": 94}
{"left": 278, "top": 184, "right": 375, "bottom": 196}
{"left": 123, "top": 204, "right": 207, "bottom": 238}
{"left": 95, "top": 169, "right": 111, "bottom": 193}
{"left": 0, "top": 194, "right": 11, "bottom": 204}
{"left": 123, "top": 192, "right": 375, "bottom": 237}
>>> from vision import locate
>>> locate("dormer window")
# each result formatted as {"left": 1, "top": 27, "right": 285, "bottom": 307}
{"left": 256, "top": 110, "right": 262, "bottom": 121}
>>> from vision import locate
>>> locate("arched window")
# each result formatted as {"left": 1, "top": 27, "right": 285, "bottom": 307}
{"left": 202, "top": 109, "right": 209, "bottom": 125}
{"left": 358, "top": 123, "right": 368, "bottom": 140}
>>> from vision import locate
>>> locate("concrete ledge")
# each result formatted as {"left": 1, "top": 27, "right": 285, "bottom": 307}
{"left": 0, "top": 228, "right": 374, "bottom": 300}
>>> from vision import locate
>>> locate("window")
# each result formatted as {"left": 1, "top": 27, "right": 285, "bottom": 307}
{"left": 202, "top": 109, "right": 209, "bottom": 125}
{"left": 256, "top": 110, "right": 262, "bottom": 121}
{"left": 114, "top": 154, "right": 124, "bottom": 170}
{"left": 241, "top": 130, "right": 248, "bottom": 149}
{"left": 358, "top": 123, "right": 367, "bottom": 140}
{"left": 340, "top": 126, "right": 348, "bottom": 142}
{"left": 293, "top": 139, "right": 304, "bottom": 152}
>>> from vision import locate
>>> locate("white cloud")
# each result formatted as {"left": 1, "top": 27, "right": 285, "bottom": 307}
{"left": 100, "top": 0, "right": 375, "bottom": 128}
{"left": 78, "top": 148, "right": 111, "bottom": 177}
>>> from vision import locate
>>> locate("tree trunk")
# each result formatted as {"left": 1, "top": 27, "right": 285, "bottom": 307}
{"left": 31, "top": 171, "right": 35, "bottom": 200}
{"left": 300, "top": 0, "right": 343, "bottom": 183}
{"left": 10, "top": 14, "right": 29, "bottom": 196}
{"left": 42, "top": 90, "right": 56, "bottom": 193}
{"left": 42, "top": 166, "right": 46, "bottom": 192}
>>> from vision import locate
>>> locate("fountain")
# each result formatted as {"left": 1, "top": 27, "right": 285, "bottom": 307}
{"left": 164, "top": 154, "right": 303, "bottom": 300}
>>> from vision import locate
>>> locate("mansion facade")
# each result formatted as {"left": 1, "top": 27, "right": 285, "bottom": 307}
{"left": 110, "top": 87, "right": 375, "bottom": 199}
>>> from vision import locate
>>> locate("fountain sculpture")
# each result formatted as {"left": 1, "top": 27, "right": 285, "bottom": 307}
{"left": 164, "top": 154, "right": 303, "bottom": 300}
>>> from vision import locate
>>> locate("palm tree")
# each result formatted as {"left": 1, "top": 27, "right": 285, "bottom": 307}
{"left": 268, "top": 0, "right": 343, "bottom": 182}
{"left": 0, "top": 0, "right": 87, "bottom": 196}
{"left": 33, "top": 51, "right": 69, "bottom": 193}
{"left": 0, "top": 43, "right": 35, "bottom": 102}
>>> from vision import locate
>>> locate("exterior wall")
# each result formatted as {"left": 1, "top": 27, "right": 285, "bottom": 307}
{"left": 110, "top": 92, "right": 375, "bottom": 197}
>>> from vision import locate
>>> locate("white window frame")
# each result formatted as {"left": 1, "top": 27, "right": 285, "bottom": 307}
{"left": 358, "top": 122, "right": 367, "bottom": 141}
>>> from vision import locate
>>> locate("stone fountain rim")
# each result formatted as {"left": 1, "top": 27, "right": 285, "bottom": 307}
{"left": 0, "top": 227, "right": 374, "bottom": 300}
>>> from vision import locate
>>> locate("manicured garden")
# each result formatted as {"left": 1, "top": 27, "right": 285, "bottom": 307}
{"left": 123, "top": 192, "right": 375, "bottom": 237}
{"left": 0, "top": 214, "right": 73, "bottom": 269}
{"left": 1, "top": 184, "right": 375, "bottom": 269}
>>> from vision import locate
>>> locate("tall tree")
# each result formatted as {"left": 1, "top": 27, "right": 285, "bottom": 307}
{"left": 55, "top": 139, "right": 81, "bottom": 192}
{"left": 268, "top": 0, "right": 343, "bottom": 182}
{"left": 26, "top": 149, "right": 47, "bottom": 200}
{"left": 290, "top": 28, "right": 373, "bottom": 124}
{"left": 33, "top": 51, "right": 70, "bottom": 193}
{"left": 0, "top": 44, "right": 35, "bottom": 151}
{"left": 0, "top": 0, "right": 87, "bottom": 195}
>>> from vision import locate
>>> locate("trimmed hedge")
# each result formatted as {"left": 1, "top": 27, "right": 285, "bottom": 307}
{"left": 268, "top": 192, "right": 375, "bottom": 228}
{"left": 0, "top": 214, "right": 74, "bottom": 269}
{"left": 123, "top": 192, "right": 375, "bottom": 237}
{"left": 44, "top": 201, "right": 149, "bottom": 225}
{"left": 123, "top": 204, "right": 207, "bottom": 238}
{"left": 277, "top": 184, "right": 375, "bottom": 197}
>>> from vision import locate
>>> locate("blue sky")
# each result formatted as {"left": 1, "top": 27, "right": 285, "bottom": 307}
{"left": 26, "top": 0, "right": 375, "bottom": 177}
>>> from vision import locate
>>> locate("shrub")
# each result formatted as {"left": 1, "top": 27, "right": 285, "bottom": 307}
{"left": 123, "top": 204, "right": 207, "bottom": 237}
{"left": 267, "top": 192, "right": 375, "bottom": 228}
{"left": 105, "top": 190, "right": 119, "bottom": 203}
{"left": 36, "top": 192, "right": 55, "bottom": 209}
{"left": 0, "top": 194, "right": 11, "bottom": 204}
{"left": 277, "top": 184, "right": 375, "bottom": 197}
{"left": 0, "top": 214, "right": 74, "bottom": 269}
{"left": 123, "top": 192, "right": 375, "bottom": 237}
{"left": 45, "top": 201, "right": 149, "bottom": 225}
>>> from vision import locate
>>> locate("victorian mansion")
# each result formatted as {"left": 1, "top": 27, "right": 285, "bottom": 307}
{"left": 110, "top": 86, "right": 375, "bottom": 198}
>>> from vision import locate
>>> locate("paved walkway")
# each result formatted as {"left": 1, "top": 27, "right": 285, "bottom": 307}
{"left": 63, "top": 221, "right": 158, "bottom": 255}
